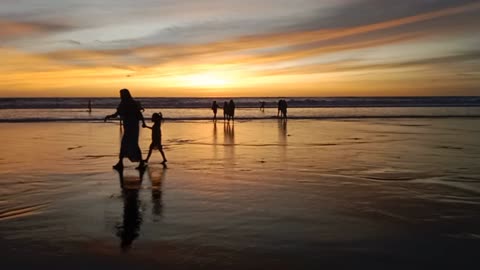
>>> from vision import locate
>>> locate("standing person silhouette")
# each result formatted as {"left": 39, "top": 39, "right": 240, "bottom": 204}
{"left": 143, "top": 112, "right": 167, "bottom": 164}
{"left": 211, "top": 101, "right": 220, "bottom": 121}
{"left": 223, "top": 101, "right": 229, "bottom": 121}
{"left": 280, "top": 99, "right": 288, "bottom": 119}
{"left": 260, "top": 101, "right": 265, "bottom": 111}
{"left": 88, "top": 99, "right": 92, "bottom": 113}
{"left": 105, "top": 89, "right": 147, "bottom": 170}
{"left": 277, "top": 99, "right": 282, "bottom": 118}
{"left": 228, "top": 99, "right": 236, "bottom": 121}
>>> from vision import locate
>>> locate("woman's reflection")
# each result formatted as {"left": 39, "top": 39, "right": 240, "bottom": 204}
{"left": 115, "top": 169, "right": 144, "bottom": 251}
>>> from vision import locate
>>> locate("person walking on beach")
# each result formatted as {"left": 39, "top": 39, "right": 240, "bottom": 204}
{"left": 105, "top": 89, "right": 147, "bottom": 170}
{"left": 211, "top": 101, "right": 220, "bottom": 121}
{"left": 143, "top": 112, "right": 167, "bottom": 164}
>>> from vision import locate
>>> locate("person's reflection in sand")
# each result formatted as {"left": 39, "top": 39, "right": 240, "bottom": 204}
{"left": 224, "top": 121, "right": 235, "bottom": 165}
{"left": 278, "top": 119, "right": 287, "bottom": 145}
{"left": 278, "top": 119, "right": 287, "bottom": 162}
{"left": 213, "top": 121, "right": 219, "bottom": 160}
{"left": 147, "top": 164, "right": 167, "bottom": 221}
{"left": 115, "top": 168, "right": 144, "bottom": 251}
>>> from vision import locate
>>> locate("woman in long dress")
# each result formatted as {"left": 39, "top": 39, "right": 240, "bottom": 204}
{"left": 105, "top": 89, "right": 147, "bottom": 170}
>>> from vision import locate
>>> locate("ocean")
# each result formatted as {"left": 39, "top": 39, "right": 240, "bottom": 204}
{"left": 1, "top": 97, "right": 480, "bottom": 122}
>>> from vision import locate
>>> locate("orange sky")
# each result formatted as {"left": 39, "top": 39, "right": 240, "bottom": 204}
{"left": 1, "top": 0, "right": 479, "bottom": 97}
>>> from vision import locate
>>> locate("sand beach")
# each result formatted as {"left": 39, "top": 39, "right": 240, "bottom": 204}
{"left": 1, "top": 116, "right": 480, "bottom": 268}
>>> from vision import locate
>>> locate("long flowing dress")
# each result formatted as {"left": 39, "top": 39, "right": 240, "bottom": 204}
{"left": 117, "top": 102, "right": 143, "bottom": 162}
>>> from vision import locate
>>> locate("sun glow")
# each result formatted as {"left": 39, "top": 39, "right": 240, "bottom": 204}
{"left": 175, "top": 72, "right": 233, "bottom": 88}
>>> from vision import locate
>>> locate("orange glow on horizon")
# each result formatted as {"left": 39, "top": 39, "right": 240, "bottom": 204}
{"left": 1, "top": 1, "right": 479, "bottom": 97}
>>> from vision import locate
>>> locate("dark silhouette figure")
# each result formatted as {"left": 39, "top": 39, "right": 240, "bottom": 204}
{"left": 211, "top": 101, "right": 220, "bottom": 121}
{"left": 144, "top": 112, "right": 167, "bottom": 164}
{"left": 277, "top": 99, "right": 288, "bottom": 119}
{"left": 88, "top": 99, "right": 92, "bottom": 113}
{"left": 115, "top": 168, "right": 144, "bottom": 251}
{"left": 229, "top": 100, "right": 236, "bottom": 121}
{"left": 105, "top": 89, "right": 147, "bottom": 170}
{"left": 260, "top": 101, "right": 266, "bottom": 111}
{"left": 223, "top": 101, "right": 229, "bottom": 121}
{"left": 222, "top": 100, "right": 236, "bottom": 121}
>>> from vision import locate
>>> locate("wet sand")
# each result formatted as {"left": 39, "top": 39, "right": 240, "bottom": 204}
{"left": 1, "top": 118, "right": 480, "bottom": 269}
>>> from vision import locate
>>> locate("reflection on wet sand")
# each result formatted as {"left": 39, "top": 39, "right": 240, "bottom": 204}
{"left": 148, "top": 165, "right": 167, "bottom": 220}
{"left": 213, "top": 121, "right": 218, "bottom": 159}
{"left": 115, "top": 169, "right": 144, "bottom": 251}
{"left": 114, "top": 166, "right": 167, "bottom": 251}
{"left": 224, "top": 122, "right": 235, "bottom": 164}
{"left": 278, "top": 119, "right": 287, "bottom": 145}
{"left": 278, "top": 119, "right": 287, "bottom": 162}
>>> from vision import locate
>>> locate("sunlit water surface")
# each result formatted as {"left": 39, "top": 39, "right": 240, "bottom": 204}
{"left": 1, "top": 117, "right": 480, "bottom": 268}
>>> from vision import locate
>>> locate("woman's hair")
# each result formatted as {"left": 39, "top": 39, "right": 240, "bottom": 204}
{"left": 119, "top": 89, "right": 133, "bottom": 103}
{"left": 152, "top": 112, "right": 163, "bottom": 123}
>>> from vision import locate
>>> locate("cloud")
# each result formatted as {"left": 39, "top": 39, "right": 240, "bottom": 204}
{"left": 0, "top": 19, "right": 74, "bottom": 41}
{"left": 288, "top": 0, "right": 480, "bottom": 31}
{"left": 257, "top": 50, "right": 480, "bottom": 76}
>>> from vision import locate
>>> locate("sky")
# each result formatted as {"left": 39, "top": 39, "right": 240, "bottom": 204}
{"left": 1, "top": 0, "right": 479, "bottom": 97}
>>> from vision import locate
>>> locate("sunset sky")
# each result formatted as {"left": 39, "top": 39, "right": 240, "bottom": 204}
{"left": 1, "top": 0, "right": 479, "bottom": 97}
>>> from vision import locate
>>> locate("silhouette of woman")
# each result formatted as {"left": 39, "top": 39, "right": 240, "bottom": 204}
{"left": 105, "top": 89, "right": 147, "bottom": 170}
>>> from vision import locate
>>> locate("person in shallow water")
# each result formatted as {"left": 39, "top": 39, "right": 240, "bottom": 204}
{"left": 143, "top": 112, "right": 167, "bottom": 164}
{"left": 105, "top": 89, "right": 147, "bottom": 170}
{"left": 211, "top": 101, "right": 220, "bottom": 121}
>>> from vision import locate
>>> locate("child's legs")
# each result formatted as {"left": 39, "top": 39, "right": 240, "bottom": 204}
{"left": 145, "top": 145, "right": 154, "bottom": 162}
{"left": 159, "top": 146, "right": 167, "bottom": 162}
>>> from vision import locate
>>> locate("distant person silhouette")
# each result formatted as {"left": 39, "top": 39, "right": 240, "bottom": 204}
{"left": 277, "top": 99, "right": 282, "bottom": 118}
{"left": 278, "top": 99, "right": 288, "bottom": 119}
{"left": 223, "top": 101, "right": 229, "bottom": 121}
{"left": 143, "top": 112, "right": 167, "bottom": 164}
{"left": 105, "top": 89, "right": 147, "bottom": 170}
{"left": 88, "top": 99, "right": 92, "bottom": 113}
{"left": 228, "top": 99, "right": 236, "bottom": 121}
{"left": 260, "top": 101, "right": 265, "bottom": 111}
{"left": 211, "top": 101, "right": 220, "bottom": 121}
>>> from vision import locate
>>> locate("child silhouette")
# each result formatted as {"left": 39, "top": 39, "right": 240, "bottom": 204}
{"left": 143, "top": 112, "right": 167, "bottom": 164}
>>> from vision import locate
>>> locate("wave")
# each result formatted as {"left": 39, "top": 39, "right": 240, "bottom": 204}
{"left": 1, "top": 115, "right": 480, "bottom": 123}
{"left": 1, "top": 96, "right": 480, "bottom": 109}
